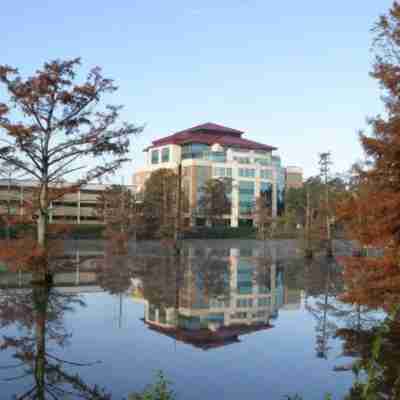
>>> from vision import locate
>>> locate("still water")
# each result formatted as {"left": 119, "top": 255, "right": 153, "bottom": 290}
{"left": 0, "top": 240, "right": 385, "bottom": 399}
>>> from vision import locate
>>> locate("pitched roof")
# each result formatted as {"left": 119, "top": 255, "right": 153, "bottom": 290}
{"left": 147, "top": 122, "right": 277, "bottom": 151}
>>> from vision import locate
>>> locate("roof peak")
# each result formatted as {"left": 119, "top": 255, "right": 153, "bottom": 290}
{"left": 188, "top": 122, "right": 244, "bottom": 135}
{"left": 149, "top": 122, "right": 277, "bottom": 152}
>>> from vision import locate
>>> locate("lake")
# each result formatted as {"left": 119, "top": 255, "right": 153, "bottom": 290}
{"left": 0, "top": 239, "right": 385, "bottom": 399}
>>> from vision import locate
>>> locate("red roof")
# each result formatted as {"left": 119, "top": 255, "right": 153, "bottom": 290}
{"left": 147, "top": 122, "right": 277, "bottom": 152}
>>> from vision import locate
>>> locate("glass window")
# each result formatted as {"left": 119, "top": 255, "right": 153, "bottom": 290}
{"left": 151, "top": 149, "right": 159, "bottom": 164}
{"left": 260, "top": 169, "right": 273, "bottom": 180}
{"left": 161, "top": 147, "right": 170, "bottom": 162}
{"left": 214, "top": 167, "right": 226, "bottom": 177}
{"left": 234, "top": 156, "right": 251, "bottom": 164}
{"left": 226, "top": 168, "right": 232, "bottom": 177}
{"left": 257, "top": 297, "right": 271, "bottom": 307}
{"left": 255, "top": 158, "right": 271, "bottom": 166}
{"left": 239, "top": 168, "right": 255, "bottom": 178}
{"left": 182, "top": 143, "right": 210, "bottom": 159}
{"left": 239, "top": 181, "right": 255, "bottom": 214}
{"left": 207, "top": 151, "right": 226, "bottom": 162}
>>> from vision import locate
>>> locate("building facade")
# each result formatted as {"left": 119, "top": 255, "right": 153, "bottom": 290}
{"left": 0, "top": 180, "right": 136, "bottom": 225}
{"left": 133, "top": 122, "right": 287, "bottom": 227}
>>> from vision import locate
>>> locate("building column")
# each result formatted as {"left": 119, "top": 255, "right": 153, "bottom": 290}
{"left": 230, "top": 181, "right": 239, "bottom": 227}
{"left": 77, "top": 189, "right": 81, "bottom": 224}
{"left": 272, "top": 183, "right": 277, "bottom": 218}
{"left": 254, "top": 178, "right": 261, "bottom": 227}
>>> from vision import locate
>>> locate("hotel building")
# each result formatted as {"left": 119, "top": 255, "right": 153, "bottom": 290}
{"left": 133, "top": 122, "right": 287, "bottom": 227}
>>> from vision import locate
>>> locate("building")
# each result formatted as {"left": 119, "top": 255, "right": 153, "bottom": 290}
{"left": 133, "top": 122, "right": 289, "bottom": 227}
{"left": 140, "top": 246, "right": 282, "bottom": 349}
{"left": 0, "top": 179, "right": 136, "bottom": 225}
{"left": 285, "top": 166, "right": 303, "bottom": 189}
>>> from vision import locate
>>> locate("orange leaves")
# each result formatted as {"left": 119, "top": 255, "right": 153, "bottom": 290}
{"left": 0, "top": 238, "right": 45, "bottom": 272}
{"left": 339, "top": 255, "right": 400, "bottom": 310}
{"left": 336, "top": 3, "right": 400, "bottom": 310}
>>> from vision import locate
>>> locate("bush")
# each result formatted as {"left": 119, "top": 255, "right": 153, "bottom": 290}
{"left": 128, "top": 372, "right": 175, "bottom": 400}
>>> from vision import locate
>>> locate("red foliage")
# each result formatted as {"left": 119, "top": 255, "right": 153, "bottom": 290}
{"left": 337, "top": 3, "right": 400, "bottom": 308}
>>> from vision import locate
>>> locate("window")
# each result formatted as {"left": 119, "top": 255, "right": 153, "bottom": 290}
{"left": 151, "top": 149, "right": 159, "bottom": 164}
{"left": 207, "top": 151, "right": 226, "bottom": 162}
{"left": 213, "top": 167, "right": 232, "bottom": 178}
{"left": 233, "top": 312, "right": 247, "bottom": 319}
{"left": 161, "top": 147, "right": 170, "bottom": 162}
{"left": 257, "top": 310, "right": 267, "bottom": 317}
{"left": 239, "top": 181, "right": 255, "bottom": 214}
{"left": 260, "top": 169, "right": 273, "bottom": 180}
{"left": 234, "top": 156, "right": 251, "bottom": 164}
{"left": 239, "top": 168, "right": 255, "bottom": 178}
{"left": 214, "top": 167, "right": 225, "bottom": 177}
{"left": 182, "top": 143, "right": 210, "bottom": 159}
{"left": 255, "top": 158, "right": 271, "bottom": 166}
{"left": 258, "top": 297, "right": 271, "bottom": 307}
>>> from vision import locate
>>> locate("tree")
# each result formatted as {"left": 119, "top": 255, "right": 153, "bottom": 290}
{"left": 0, "top": 284, "right": 112, "bottom": 399}
{"left": 142, "top": 169, "right": 183, "bottom": 239}
{"left": 254, "top": 193, "right": 275, "bottom": 240}
{"left": 319, "top": 152, "right": 333, "bottom": 257}
{"left": 198, "top": 178, "right": 231, "bottom": 226}
{"left": 97, "top": 184, "right": 141, "bottom": 247}
{"left": 337, "top": 3, "right": 400, "bottom": 309}
{"left": 0, "top": 58, "right": 142, "bottom": 249}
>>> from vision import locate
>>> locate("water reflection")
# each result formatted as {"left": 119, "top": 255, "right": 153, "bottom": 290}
{"left": 0, "top": 240, "right": 396, "bottom": 399}
{"left": 133, "top": 247, "right": 297, "bottom": 350}
{"left": 0, "top": 283, "right": 111, "bottom": 399}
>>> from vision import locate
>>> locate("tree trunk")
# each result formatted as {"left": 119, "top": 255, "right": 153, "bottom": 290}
{"left": 34, "top": 184, "right": 49, "bottom": 283}
{"left": 33, "top": 285, "right": 49, "bottom": 397}
{"left": 325, "top": 183, "right": 333, "bottom": 258}
{"left": 37, "top": 184, "right": 48, "bottom": 247}
{"left": 305, "top": 187, "right": 313, "bottom": 258}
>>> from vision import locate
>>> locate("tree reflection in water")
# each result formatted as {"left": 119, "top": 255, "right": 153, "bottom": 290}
{"left": 0, "top": 282, "right": 111, "bottom": 399}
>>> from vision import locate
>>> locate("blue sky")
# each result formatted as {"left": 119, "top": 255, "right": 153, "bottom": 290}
{"left": 0, "top": 0, "right": 393, "bottom": 182}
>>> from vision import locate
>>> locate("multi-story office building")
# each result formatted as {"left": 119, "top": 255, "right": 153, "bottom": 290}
{"left": 0, "top": 179, "right": 136, "bottom": 225}
{"left": 133, "top": 122, "right": 288, "bottom": 227}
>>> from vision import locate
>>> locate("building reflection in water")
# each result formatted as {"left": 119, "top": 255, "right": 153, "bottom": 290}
{"left": 132, "top": 246, "right": 302, "bottom": 350}
{"left": 1, "top": 241, "right": 396, "bottom": 398}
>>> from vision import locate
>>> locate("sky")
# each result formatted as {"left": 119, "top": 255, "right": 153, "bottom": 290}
{"left": 0, "top": 0, "right": 394, "bottom": 183}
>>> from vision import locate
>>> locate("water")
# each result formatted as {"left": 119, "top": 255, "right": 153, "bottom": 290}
{"left": 0, "top": 240, "right": 385, "bottom": 399}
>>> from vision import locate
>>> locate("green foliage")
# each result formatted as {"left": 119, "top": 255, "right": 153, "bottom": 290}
{"left": 0, "top": 223, "right": 35, "bottom": 239}
{"left": 344, "top": 306, "right": 400, "bottom": 400}
{"left": 128, "top": 371, "right": 175, "bottom": 400}
{"left": 142, "top": 169, "right": 180, "bottom": 239}
{"left": 285, "top": 394, "right": 332, "bottom": 400}
{"left": 197, "top": 178, "right": 231, "bottom": 226}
